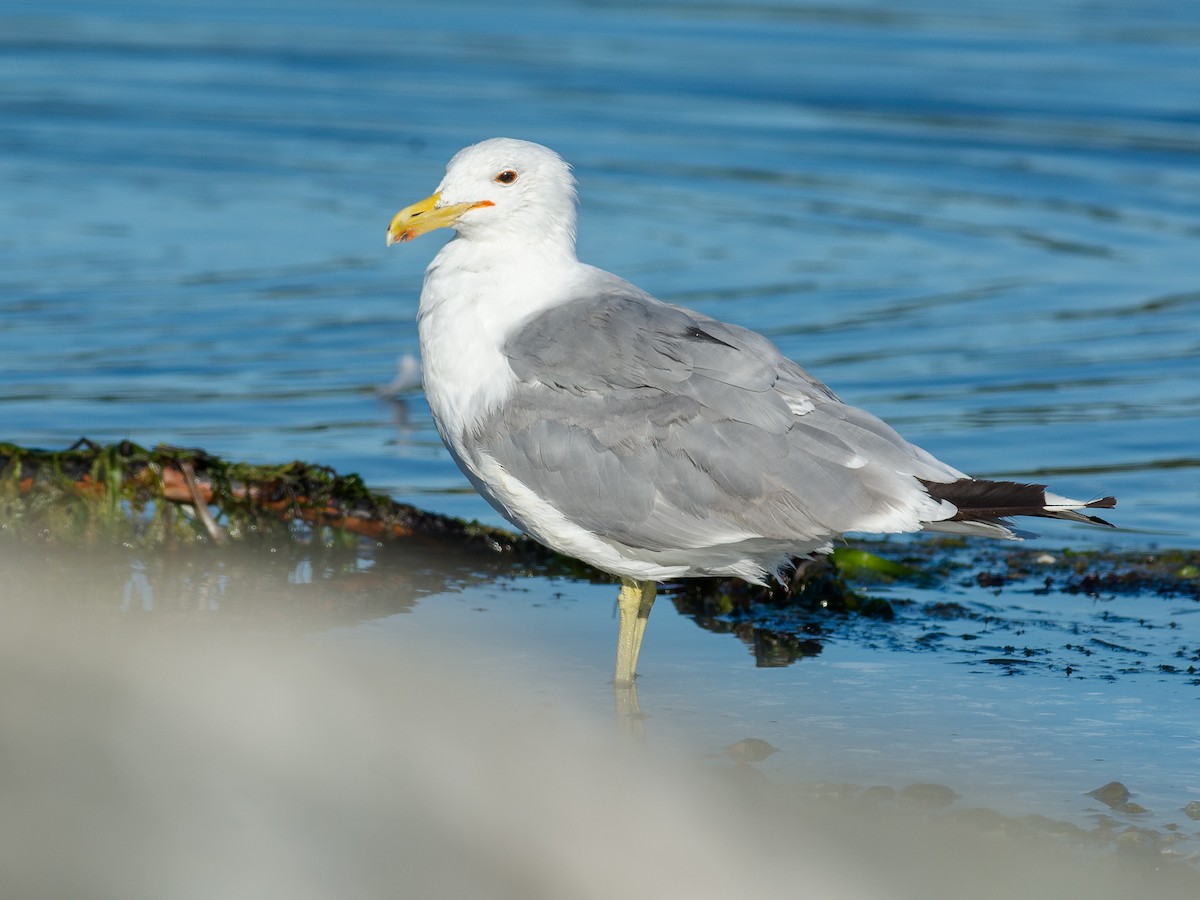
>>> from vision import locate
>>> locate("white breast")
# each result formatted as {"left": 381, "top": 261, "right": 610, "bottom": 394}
{"left": 416, "top": 238, "right": 578, "bottom": 459}
{"left": 418, "top": 303, "right": 513, "bottom": 450}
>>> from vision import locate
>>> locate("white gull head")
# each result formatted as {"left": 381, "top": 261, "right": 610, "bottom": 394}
{"left": 438, "top": 138, "right": 578, "bottom": 250}
{"left": 387, "top": 138, "right": 579, "bottom": 260}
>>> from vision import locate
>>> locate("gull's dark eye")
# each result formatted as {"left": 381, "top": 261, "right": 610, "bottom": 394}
{"left": 495, "top": 169, "right": 518, "bottom": 185}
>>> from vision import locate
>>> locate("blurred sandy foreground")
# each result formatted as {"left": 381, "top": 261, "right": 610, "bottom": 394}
{"left": 2, "top": 578, "right": 1197, "bottom": 900}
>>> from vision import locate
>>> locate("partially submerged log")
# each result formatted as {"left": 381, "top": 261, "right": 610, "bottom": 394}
{"left": 0, "top": 438, "right": 552, "bottom": 560}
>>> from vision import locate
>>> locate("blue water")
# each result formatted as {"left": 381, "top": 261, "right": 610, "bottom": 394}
{"left": 2, "top": 0, "right": 1198, "bottom": 544}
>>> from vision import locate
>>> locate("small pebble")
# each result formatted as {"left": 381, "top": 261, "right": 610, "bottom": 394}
{"left": 723, "top": 737, "right": 778, "bottom": 764}
{"left": 1087, "top": 781, "right": 1131, "bottom": 808}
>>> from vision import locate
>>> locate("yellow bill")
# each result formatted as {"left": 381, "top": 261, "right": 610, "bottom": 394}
{"left": 386, "top": 192, "right": 494, "bottom": 246}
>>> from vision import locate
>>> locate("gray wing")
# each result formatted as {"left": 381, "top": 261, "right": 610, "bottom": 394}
{"left": 466, "top": 274, "right": 961, "bottom": 553}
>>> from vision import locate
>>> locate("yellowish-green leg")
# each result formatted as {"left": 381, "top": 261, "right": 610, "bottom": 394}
{"left": 614, "top": 578, "right": 657, "bottom": 686}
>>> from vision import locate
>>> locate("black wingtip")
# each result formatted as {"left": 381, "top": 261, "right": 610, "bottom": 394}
{"left": 920, "top": 479, "right": 1119, "bottom": 530}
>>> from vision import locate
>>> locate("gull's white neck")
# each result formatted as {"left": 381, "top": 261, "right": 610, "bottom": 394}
{"left": 417, "top": 233, "right": 579, "bottom": 447}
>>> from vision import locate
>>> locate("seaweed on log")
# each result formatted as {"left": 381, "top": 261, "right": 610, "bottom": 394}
{"left": 0, "top": 438, "right": 548, "bottom": 559}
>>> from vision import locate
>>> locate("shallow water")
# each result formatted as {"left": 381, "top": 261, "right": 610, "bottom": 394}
{"left": 2, "top": 1, "right": 1200, "bottom": 890}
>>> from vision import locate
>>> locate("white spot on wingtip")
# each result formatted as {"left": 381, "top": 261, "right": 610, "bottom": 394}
{"left": 1043, "top": 491, "right": 1085, "bottom": 509}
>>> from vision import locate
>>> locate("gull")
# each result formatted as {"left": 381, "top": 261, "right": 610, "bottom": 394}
{"left": 386, "top": 138, "right": 1115, "bottom": 686}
